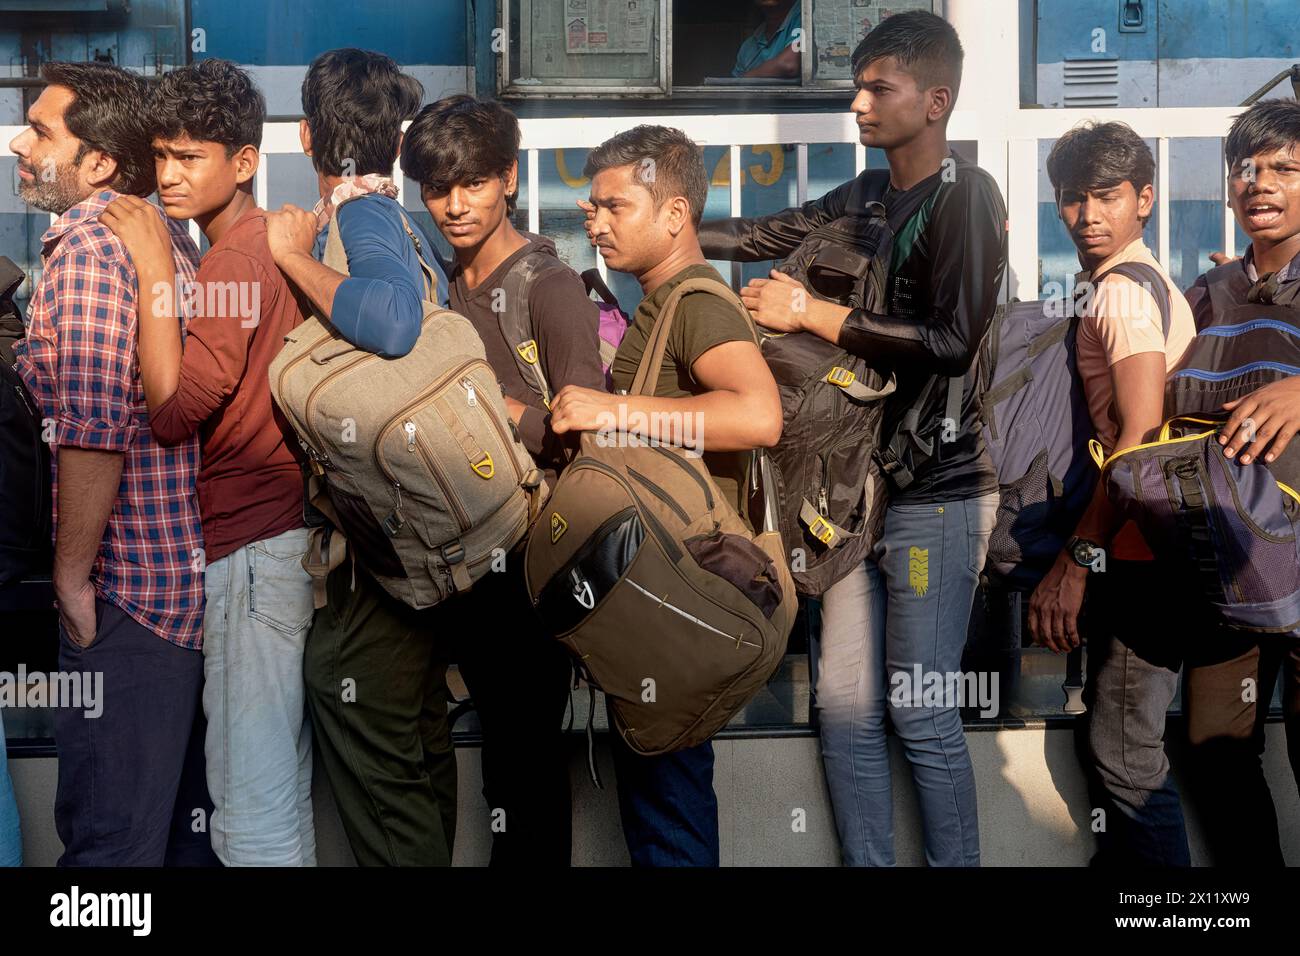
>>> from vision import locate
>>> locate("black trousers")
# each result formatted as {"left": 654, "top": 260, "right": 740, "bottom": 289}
{"left": 445, "top": 558, "right": 573, "bottom": 866}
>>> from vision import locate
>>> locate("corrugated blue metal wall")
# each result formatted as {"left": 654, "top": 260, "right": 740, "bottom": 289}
{"left": 188, "top": 0, "right": 467, "bottom": 65}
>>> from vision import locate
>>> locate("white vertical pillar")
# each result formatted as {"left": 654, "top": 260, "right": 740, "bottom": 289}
{"left": 1156, "top": 137, "right": 1171, "bottom": 272}
{"left": 255, "top": 153, "right": 269, "bottom": 210}
{"left": 730, "top": 145, "right": 743, "bottom": 289}
{"left": 1007, "top": 138, "right": 1040, "bottom": 300}
{"left": 1221, "top": 144, "right": 1237, "bottom": 260}
{"left": 942, "top": 0, "right": 1021, "bottom": 119}
{"left": 528, "top": 148, "right": 540, "bottom": 234}
{"left": 796, "top": 143, "right": 808, "bottom": 205}
{"left": 944, "top": 0, "right": 1022, "bottom": 302}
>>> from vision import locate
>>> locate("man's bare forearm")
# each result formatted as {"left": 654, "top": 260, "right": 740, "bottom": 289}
{"left": 53, "top": 447, "right": 124, "bottom": 587}
{"left": 277, "top": 249, "right": 342, "bottom": 320}
{"left": 1071, "top": 420, "right": 1158, "bottom": 549}
{"left": 137, "top": 252, "right": 183, "bottom": 411}
{"left": 609, "top": 392, "right": 777, "bottom": 451}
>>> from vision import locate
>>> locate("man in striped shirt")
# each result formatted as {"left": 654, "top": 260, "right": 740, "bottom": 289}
{"left": 10, "top": 61, "right": 215, "bottom": 866}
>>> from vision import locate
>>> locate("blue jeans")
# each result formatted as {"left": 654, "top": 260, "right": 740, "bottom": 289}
{"left": 0, "top": 708, "right": 20, "bottom": 866}
{"left": 608, "top": 700, "right": 719, "bottom": 867}
{"left": 1079, "top": 559, "right": 1189, "bottom": 867}
{"left": 812, "top": 493, "right": 998, "bottom": 866}
{"left": 202, "top": 527, "right": 316, "bottom": 866}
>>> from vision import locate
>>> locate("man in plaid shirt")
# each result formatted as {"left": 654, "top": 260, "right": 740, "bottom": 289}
{"left": 10, "top": 62, "right": 217, "bottom": 866}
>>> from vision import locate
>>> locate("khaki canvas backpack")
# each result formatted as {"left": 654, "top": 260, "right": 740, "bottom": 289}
{"left": 269, "top": 197, "right": 546, "bottom": 609}
{"left": 523, "top": 277, "right": 796, "bottom": 755}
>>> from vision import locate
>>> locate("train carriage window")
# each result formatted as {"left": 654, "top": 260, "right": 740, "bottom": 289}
{"left": 805, "top": 0, "right": 936, "bottom": 87}
{"left": 501, "top": 0, "right": 668, "bottom": 96}
{"left": 676, "top": 1, "right": 936, "bottom": 93}
{"left": 499, "top": 1, "right": 934, "bottom": 98}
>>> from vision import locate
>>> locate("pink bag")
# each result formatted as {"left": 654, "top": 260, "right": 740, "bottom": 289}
{"left": 582, "top": 269, "right": 630, "bottom": 390}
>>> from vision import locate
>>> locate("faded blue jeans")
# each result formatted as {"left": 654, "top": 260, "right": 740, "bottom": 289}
{"left": 0, "top": 708, "right": 20, "bottom": 866}
{"left": 812, "top": 493, "right": 998, "bottom": 867}
{"left": 202, "top": 527, "right": 316, "bottom": 866}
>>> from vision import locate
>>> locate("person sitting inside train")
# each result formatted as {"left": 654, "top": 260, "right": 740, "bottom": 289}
{"left": 732, "top": 0, "right": 802, "bottom": 78}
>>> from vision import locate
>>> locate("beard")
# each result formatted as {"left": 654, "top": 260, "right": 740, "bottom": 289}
{"left": 16, "top": 158, "right": 87, "bottom": 214}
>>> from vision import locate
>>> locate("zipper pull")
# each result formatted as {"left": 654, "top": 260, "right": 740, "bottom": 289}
{"left": 462, "top": 378, "right": 477, "bottom": 407}
{"left": 404, "top": 421, "right": 417, "bottom": 452}
{"left": 394, "top": 482, "right": 403, "bottom": 509}
{"left": 818, "top": 486, "right": 829, "bottom": 516}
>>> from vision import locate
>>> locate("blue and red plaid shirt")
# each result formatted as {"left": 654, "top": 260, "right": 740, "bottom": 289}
{"left": 14, "top": 190, "right": 206, "bottom": 649}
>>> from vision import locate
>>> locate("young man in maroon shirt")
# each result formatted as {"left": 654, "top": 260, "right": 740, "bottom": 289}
{"left": 102, "top": 59, "right": 316, "bottom": 866}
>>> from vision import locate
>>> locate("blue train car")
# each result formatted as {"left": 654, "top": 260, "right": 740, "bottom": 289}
{"left": 2, "top": 1, "right": 1298, "bottom": 303}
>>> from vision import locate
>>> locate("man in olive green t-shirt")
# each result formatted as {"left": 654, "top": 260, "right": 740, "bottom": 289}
{"left": 554, "top": 124, "right": 781, "bottom": 866}
{"left": 606, "top": 261, "right": 761, "bottom": 519}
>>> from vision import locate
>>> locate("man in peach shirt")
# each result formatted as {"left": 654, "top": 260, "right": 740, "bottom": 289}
{"left": 1030, "top": 122, "right": 1195, "bottom": 867}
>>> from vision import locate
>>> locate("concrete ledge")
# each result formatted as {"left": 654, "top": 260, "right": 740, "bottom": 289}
{"left": 9, "top": 724, "right": 1297, "bottom": 866}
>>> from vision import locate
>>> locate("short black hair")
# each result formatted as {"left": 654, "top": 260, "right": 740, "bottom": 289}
{"left": 39, "top": 60, "right": 156, "bottom": 196}
{"left": 1046, "top": 121, "right": 1156, "bottom": 224}
{"left": 301, "top": 48, "right": 423, "bottom": 177}
{"left": 583, "top": 125, "right": 708, "bottom": 228}
{"left": 149, "top": 59, "right": 265, "bottom": 156}
{"left": 401, "top": 95, "right": 521, "bottom": 215}
{"left": 850, "top": 10, "right": 963, "bottom": 100}
{"left": 1225, "top": 98, "right": 1300, "bottom": 173}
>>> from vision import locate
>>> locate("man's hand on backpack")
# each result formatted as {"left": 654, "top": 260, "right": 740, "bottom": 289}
{"left": 550, "top": 384, "right": 620, "bottom": 434}
{"left": 265, "top": 204, "right": 319, "bottom": 265}
{"left": 741, "top": 271, "right": 820, "bottom": 334}
{"left": 1220, "top": 375, "right": 1300, "bottom": 465}
{"left": 1028, "top": 553, "right": 1087, "bottom": 654}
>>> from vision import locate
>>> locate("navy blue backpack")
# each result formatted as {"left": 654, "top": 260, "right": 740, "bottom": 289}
{"left": 1167, "top": 260, "right": 1300, "bottom": 416}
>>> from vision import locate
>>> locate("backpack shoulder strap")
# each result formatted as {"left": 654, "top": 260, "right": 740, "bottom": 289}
{"left": 581, "top": 267, "right": 619, "bottom": 306}
{"left": 499, "top": 243, "right": 567, "bottom": 408}
{"left": 630, "top": 277, "right": 758, "bottom": 397}
{"left": 395, "top": 210, "right": 441, "bottom": 306}
{"left": 322, "top": 213, "right": 349, "bottom": 276}
{"left": 1094, "top": 260, "right": 1173, "bottom": 340}
{"left": 1203, "top": 259, "right": 1254, "bottom": 318}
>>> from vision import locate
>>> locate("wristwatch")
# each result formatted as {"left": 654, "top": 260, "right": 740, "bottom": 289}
{"left": 1066, "top": 536, "right": 1103, "bottom": 569}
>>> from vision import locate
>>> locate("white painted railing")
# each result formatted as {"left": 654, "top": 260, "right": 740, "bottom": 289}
{"left": 2, "top": 103, "right": 1246, "bottom": 299}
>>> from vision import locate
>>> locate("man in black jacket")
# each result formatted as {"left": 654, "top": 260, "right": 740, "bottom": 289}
{"left": 696, "top": 11, "right": 1006, "bottom": 866}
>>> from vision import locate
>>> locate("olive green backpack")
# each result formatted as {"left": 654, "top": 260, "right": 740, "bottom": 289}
{"left": 523, "top": 277, "right": 796, "bottom": 755}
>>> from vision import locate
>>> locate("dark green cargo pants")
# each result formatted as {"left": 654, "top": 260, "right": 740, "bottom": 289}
{"left": 304, "top": 561, "right": 458, "bottom": 866}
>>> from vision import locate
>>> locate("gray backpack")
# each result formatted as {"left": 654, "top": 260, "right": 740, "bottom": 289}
{"left": 980, "top": 262, "right": 1172, "bottom": 589}
{"left": 758, "top": 176, "right": 918, "bottom": 595}
{"left": 268, "top": 199, "right": 547, "bottom": 609}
